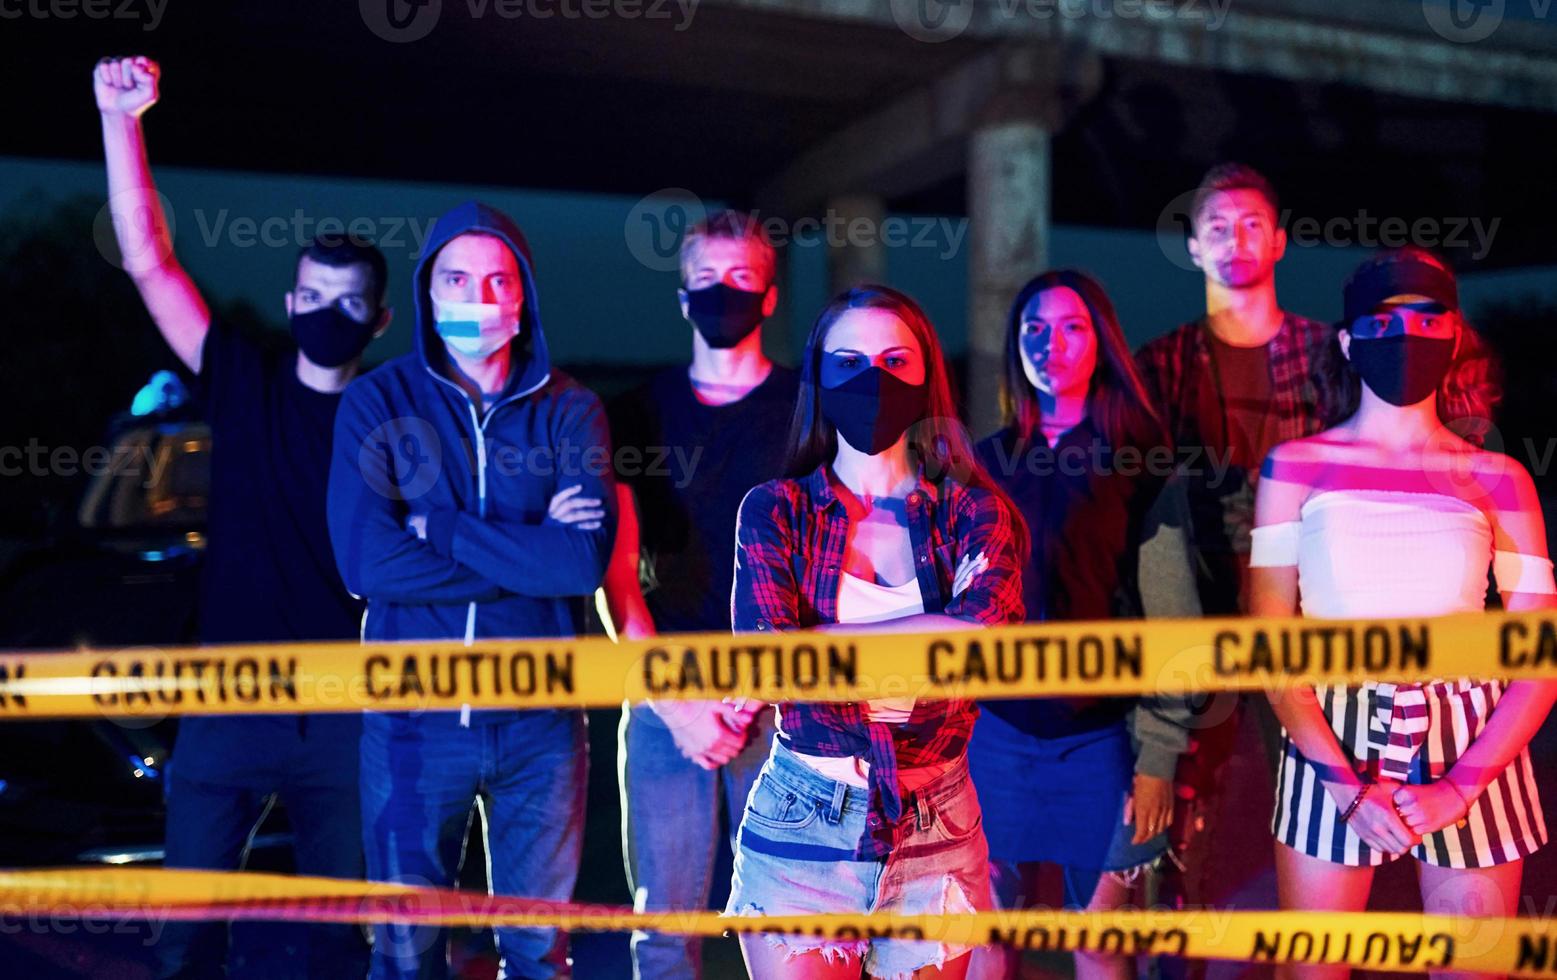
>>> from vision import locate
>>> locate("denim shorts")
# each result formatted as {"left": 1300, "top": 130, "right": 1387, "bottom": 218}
{"left": 725, "top": 738, "right": 992, "bottom": 980}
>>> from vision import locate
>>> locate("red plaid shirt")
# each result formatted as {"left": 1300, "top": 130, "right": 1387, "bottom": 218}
{"left": 731, "top": 465, "right": 1024, "bottom": 858}
{"left": 1135, "top": 313, "right": 1496, "bottom": 614}
{"left": 1135, "top": 313, "right": 1340, "bottom": 471}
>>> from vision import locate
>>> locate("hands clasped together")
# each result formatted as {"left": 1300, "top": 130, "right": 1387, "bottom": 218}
{"left": 1333, "top": 777, "right": 1472, "bottom": 855}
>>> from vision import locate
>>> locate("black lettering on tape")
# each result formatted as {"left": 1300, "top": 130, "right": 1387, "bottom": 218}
{"left": 366, "top": 655, "right": 390, "bottom": 700}
{"left": 0, "top": 662, "right": 25, "bottom": 710}
{"left": 1363, "top": 933, "right": 1389, "bottom": 965}
{"left": 1398, "top": 933, "right": 1424, "bottom": 966}
{"left": 933, "top": 635, "right": 1143, "bottom": 690}
{"left": 1252, "top": 931, "right": 1280, "bottom": 961}
{"left": 1214, "top": 630, "right": 1242, "bottom": 676}
{"left": 1501, "top": 619, "right": 1557, "bottom": 670}
{"left": 1428, "top": 933, "right": 1453, "bottom": 968}
{"left": 1289, "top": 932, "right": 1315, "bottom": 962}
{"left": 1517, "top": 935, "right": 1550, "bottom": 972}
{"left": 641, "top": 643, "right": 855, "bottom": 697}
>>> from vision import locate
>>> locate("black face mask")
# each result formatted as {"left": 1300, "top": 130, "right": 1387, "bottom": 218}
{"left": 1347, "top": 334, "right": 1456, "bottom": 407}
{"left": 819, "top": 366, "right": 929, "bottom": 456}
{"left": 291, "top": 306, "right": 377, "bottom": 368}
{"left": 685, "top": 283, "right": 766, "bottom": 349}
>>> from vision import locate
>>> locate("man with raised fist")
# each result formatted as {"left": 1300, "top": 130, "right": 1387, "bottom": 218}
{"left": 96, "top": 55, "right": 388, "bottom": 979}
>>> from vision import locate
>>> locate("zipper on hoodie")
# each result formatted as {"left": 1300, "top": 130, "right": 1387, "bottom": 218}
{"left": 461, "top": 401, "right": 485, "bottom": 727}
{"left": 423, "top": 343, "right": 551, "bottom": 729}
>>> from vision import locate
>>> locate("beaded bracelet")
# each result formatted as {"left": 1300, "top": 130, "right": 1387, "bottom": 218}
{"left": 1339, "top": 783, "right": 1372, "bottom": 824}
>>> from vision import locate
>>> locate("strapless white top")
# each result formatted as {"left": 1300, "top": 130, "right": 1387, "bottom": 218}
{"left": 1291, "top": 489, "right": 1492, "bottom": 619}
{"left": 1252, "top": 487, "right": 1556, "bottom": 820}
{"left": 1252, "top": 488, "right": 1555, "bottom": 615}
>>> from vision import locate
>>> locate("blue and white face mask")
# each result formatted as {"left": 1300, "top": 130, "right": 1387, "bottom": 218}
{"left": 431, "top": 297, "right": 520, "bottom": 359}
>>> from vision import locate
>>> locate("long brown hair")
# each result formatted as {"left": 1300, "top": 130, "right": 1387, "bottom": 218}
{"left": 785, "top": 284, "right": 1028, "bottom": 555}
{"left": 998, "top": 269, "right": 1167, "bottom": 453}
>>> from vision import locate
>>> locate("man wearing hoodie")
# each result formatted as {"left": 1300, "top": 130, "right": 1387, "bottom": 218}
{"left": 328, "top": 201, "right": 614, "bottom": 979}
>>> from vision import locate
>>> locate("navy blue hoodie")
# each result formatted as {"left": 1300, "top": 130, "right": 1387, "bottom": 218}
{"left": 327, "top": 202, "right": 614, "bottom": 719}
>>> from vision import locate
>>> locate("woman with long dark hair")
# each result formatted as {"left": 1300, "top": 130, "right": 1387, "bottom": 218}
{"left": 966, "top": 270, "right": 1197, "bottom": 980}
{"left": 725, "top": 285, "right": 1027, "bottom": 979}
{"left": 1253, "top": 249, "right": 1555, "bottom": 980}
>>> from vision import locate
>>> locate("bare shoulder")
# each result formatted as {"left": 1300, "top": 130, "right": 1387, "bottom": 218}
{"left": 1471, "top": 447, "right": 1539, "bottom": 506}
{"left": 1279, "top": 425, "right": 1359, "bottom": 461}
{"left": 1260, "top": 427, "right": 1355, "bottom": 485}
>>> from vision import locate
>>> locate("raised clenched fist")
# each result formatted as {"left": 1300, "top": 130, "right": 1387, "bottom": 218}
{"left": 94, "top": 56, "right": 160, "bottom": 118}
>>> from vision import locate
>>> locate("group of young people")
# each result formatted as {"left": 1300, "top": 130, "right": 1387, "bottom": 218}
{"left": 94, "top": 54, "right": 1556, "bottom": 980}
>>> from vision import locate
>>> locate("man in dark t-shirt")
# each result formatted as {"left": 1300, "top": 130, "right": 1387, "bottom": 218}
{"left": 603, "top": 212, "right": 798, "bottom": 980}
{"left": 1135, "top": 163, "right": 1335, "bottom": 980}
{"left": 1136, "top": 166, "right": 1337, "bottom": 618}
{"left": 1137, "top": 167, "right": 1504, "bottom": 980}
{"left": 608, "top": 368, "right": 797, "bottom": 635}
{"left": 97, "top": 55, "right": 388, "bottom": 978}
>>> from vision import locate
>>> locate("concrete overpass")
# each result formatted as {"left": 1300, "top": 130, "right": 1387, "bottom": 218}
{"left": 6, "top": 0, "right": 1555, "bottom": 426}
{"left": 714, "top": 0, "right": 1557, "bottom": 427}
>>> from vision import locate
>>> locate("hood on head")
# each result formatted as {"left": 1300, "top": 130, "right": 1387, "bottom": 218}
{"left": 414, "top": 200, "right": 551, "bottom": 397}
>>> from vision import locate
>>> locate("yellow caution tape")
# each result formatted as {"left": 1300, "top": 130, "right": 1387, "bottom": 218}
{"left": 0, "top": 610, "right": 1553, "bottom": 718}
{"left": 0, "top": 868, "right": 1553, "bottom": 975}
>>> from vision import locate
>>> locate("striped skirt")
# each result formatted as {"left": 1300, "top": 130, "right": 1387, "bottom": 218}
{"left": 1273, "top": 679, "right": 1547, "bottom": 868}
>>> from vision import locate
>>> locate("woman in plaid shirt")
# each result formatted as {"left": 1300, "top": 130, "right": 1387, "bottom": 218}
{"left": 725, "top": 285, "right": 1027, "bottom": 980}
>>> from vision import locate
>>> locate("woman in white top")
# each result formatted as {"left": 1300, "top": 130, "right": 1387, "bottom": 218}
{"left": 1250, "top": 249, "right": 1557, "bottom": 980}
{"left": 728, "top": 285, "right": 1027, "bottom": 979}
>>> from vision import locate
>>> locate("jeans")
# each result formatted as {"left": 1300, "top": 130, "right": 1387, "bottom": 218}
{"left": 156, "top": 716, "right": 367, "bottom": 979}
{"left": 618, "top": 703, "right": 772, "bottom": 980}
{"left": 725, "top": 739, "right": 991, "bottom": 980}
{"left": 360, "top": 709, "right": 587, "bottom": 980}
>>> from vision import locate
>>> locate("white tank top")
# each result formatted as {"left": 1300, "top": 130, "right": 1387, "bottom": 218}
{"left": 837, "top": 571, "right": 926, "bottom": 624}
{"left": 792, "top": 571, "right": 926, "bottom": 787}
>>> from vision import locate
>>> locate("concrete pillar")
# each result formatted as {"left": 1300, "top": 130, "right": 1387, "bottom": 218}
{"left": 826, "top": 193, "right": 888, "bottom": 295}
{"left": 967, "top": 117, "right": 1050, "bottom": 440}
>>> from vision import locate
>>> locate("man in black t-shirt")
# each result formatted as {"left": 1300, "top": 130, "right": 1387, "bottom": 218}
{"left": 97, "top": 56, "right": 388, "bottom": 978}
{"left": 603, "top": 212, "right": 798, "bottom": 980}
{"left": 1136, "top": 164, "right": 1336, "bottom": 617}
{"left": 1135, "top": 163, "right": 1333, "bottom": 980}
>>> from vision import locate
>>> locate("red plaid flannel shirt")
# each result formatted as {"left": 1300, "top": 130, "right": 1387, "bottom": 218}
{"left": 1135, "top": 313, "right": 1339, "bottom": 468}
{"left": 1136, "top": 312, "right": 1494, "bottom": 479}
{"left": 1135, "top": 313, "right": 1496, "bottom": 614}
{"left": 731, "top": 465, "right": 1024, "bottom": 858}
